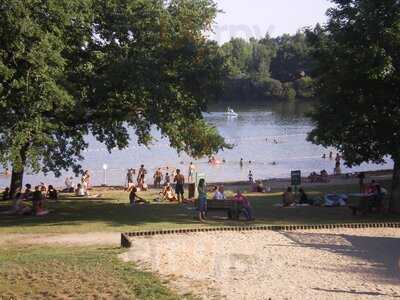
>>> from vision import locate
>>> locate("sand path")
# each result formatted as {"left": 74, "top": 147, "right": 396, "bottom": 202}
{"left": 0, "top": 232, "right": 120, "bottom": 247}
{"left": 121, "top": 228, "right": 400, "bottom": 300}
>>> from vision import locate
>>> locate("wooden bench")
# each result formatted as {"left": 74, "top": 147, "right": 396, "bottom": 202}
{"left": 194, "top": 200, "right": 241, "bottom": 220}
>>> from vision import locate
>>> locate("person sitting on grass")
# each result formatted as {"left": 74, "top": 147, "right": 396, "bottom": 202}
{"left": 197, "top": 179, "right": 207, "bottom": 222}
{"left": 233, "top": 190, "right": 254, "bottom": 221}
{"left": 2, "top": 187, "right": 10, "bottom": 201}
{"left": 23, "top": 184, "right": 33, "bottom": 200}
{"left": 160, "top": 184, "right": 177, "bottom": 202}
{"left": 47, "top": 185, "right": 58, "bottom": 201}
{"left": 282, "top": 187, "right": 295, "bottom": 207}
{"left": 298, "top": 188, "right": 314, "bottom": 205}
{"left": 128, "top": 185, "right": 147, "bottom": 205}
{"left": 75, "top": 183, "right": 86, "bottom": 197}
{"left": 0, "top": 188, "right": 31, "bottom": 215}
{"left": 32, "top": 186, "right": 45, "bottom": 215}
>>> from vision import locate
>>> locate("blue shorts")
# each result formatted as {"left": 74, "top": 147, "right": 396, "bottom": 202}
{"left": 198, "top": 197, "right": 207, "bottom": 212}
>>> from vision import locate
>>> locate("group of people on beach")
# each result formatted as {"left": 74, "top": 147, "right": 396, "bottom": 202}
{"left": 126, "top": 164, "right": 189, "bottom": 205}
{"left": 64, "top": 170, "right": 91, "bottom": 197}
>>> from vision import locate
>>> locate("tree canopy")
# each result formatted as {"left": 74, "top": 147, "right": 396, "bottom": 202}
{"left": 0, "top": 0, "right": 229, "bottom": 192}
{"left": 219, "top": 33, "right": 315, "bottom": 102}
{"left": 306, "top": 0, "right": 400, "bottom": 212}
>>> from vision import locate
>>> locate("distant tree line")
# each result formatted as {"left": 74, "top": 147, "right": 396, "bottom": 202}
{"left": 219, "top": 32, "right": 316, "bottom": 101}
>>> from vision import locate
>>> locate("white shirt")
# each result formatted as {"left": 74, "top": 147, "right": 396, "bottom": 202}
{"left": 213, "top": 191, "right": 225, "bottom": 201}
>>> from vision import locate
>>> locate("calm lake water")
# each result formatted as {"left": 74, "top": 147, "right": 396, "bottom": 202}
{"left": 0, "top": 101, "right": 393, "bottom": 187}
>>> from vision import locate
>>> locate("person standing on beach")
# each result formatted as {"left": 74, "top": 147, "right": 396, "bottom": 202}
{"left": 197, "top": 178, "right": 207, "bottom": 222}
{"left": 164, "top": 172, "right": 171, "bottom": 185}
{"left": 240, "top": 158, "right": 244, "bottom": 168}
{"left": 248, "top": 170, "right": 254, "bottom": 184}
{"left": 174, "top": 169, "right": 185, "bottom": 203}
{"left": 188, "top": 162, "right": 196, "bottom": 183}
{"left": 126, "top": 169, "right": 135, "bottom": 189}
{"left": 153, "top": 168, "right": 163, "bottom": 188}
{"left": 137, "top": 165, "right": 146, "bottom": 184}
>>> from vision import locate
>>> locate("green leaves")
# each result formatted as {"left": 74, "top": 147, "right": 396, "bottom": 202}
{"left": 307, "top": 0, "right": 400, "bottom": 165}
{"left": 0, "top": 0, "right": 228, "bottom": 180}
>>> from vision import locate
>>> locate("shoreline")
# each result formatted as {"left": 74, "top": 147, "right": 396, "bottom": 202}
{"left": 87, "top": 169, "right": 393, "bottom": 191}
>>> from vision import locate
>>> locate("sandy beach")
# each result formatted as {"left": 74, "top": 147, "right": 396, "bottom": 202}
{"left": 121, "top": 228, "right": 400, "bottom": 300}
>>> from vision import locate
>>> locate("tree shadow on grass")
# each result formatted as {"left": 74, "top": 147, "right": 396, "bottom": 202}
{"left": 280, "top": 231, "right": 400, "bottom": 286}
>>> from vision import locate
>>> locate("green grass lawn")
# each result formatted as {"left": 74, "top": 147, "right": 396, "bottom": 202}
{"left": 1, "top": 181, "right": 399, "bottom": 234}
{"left": 0, "top": 245, "right": 192, "bottom": 300}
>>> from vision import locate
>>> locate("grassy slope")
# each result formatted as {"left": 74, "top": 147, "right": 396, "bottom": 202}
{"left": 0, "top": 245, "right": 194, "bottom": 300}
{"left": 0, "top": 181, "right": 399, "bottom": 234}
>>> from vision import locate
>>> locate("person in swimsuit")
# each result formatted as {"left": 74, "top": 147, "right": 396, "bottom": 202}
{"left": 188, "top": 162, "right": 196, "bottom": 183}
{"left": 174, "top": 169, "right": 185, "bottom": 203}
{"left": 153, "top": 168, "right": 163, "bottom": 188}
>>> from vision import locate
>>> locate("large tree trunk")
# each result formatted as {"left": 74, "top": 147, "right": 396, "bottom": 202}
{"left": 390, "top": 158, "right": 400, "bottom": 213}
{"left": 9, "top": 145, "right": 28, "bottom": 197}
{"left": 10, "top": 168, "right": 24, "bottom": 197}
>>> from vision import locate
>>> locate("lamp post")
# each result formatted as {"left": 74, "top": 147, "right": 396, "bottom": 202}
{"left": 102, "top": 164, "right": 108, "bottom": 186}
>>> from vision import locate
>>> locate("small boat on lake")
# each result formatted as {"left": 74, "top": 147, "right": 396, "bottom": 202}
{"left": 225, "top": 107, "right": 239, "bottom": 117}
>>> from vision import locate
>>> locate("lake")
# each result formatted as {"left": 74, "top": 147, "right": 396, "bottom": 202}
{"left": 0, "top": 101, "right": 393, "bottom": 187}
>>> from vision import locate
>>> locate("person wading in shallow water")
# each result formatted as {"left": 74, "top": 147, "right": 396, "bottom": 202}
{"left": 174, "top": 169, "right": 185, "bottom": 203}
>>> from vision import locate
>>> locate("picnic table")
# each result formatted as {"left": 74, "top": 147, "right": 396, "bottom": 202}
{"left": 194, "top": 199, "right": 241, "bottom": 220}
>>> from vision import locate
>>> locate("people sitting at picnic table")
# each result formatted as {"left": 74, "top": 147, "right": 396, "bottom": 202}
{"left": 233, "top": 190, "right": 254, "bottom": 221}
{"left": 197, "top": 179, "right": 207, "bottom": 222}
{"left": 213, "top": 185, "right": 226, "bottom": 201}
{"left": 282, "top": 187, "right": 295, "bottom": 207}
{"left": 160, "top": 184, "right": 177, "bottom": 202}
{"left": 128, "top": 185, "right": 147, "bottom": 205}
